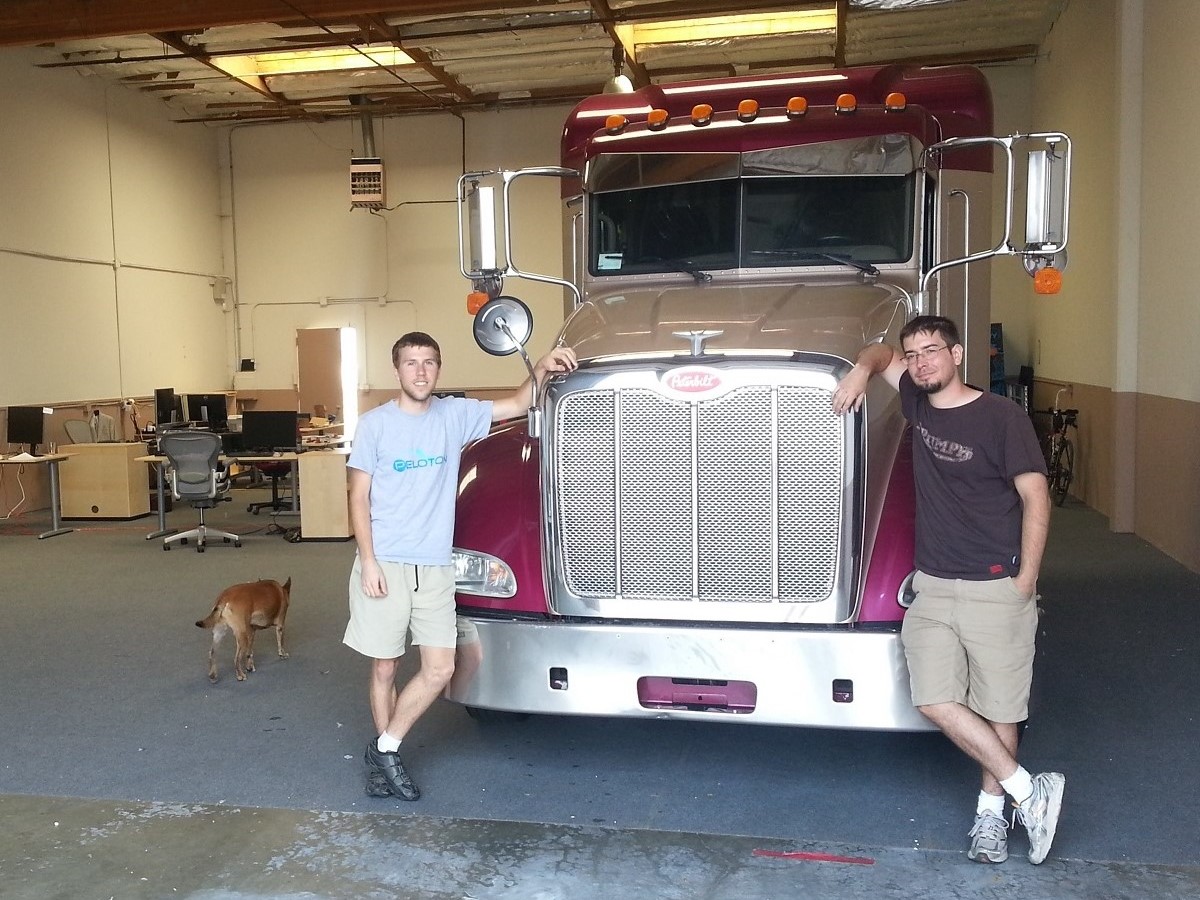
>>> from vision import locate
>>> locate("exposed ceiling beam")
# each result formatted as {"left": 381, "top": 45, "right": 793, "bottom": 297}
{"left": 152, "top": 31, "right": 287, "bottom": 107}
{"left": 834, "top": 0, "right": 848, "bottom": 68}
{"left": 354, "top": 14, "right": 475, "bottom": 105}
{"left": 0, "top": 1, "right": 511, "bottom": 46}
{"left": 588, "top": 0, "right": 651, "bottom": 89}
{"left": 0, "top": 0, "right": 823, "bottom": 47}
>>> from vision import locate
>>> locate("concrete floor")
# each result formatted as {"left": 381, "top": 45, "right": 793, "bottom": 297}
{"left": 3, "top": 494, "right": 1199, "bottom": 898}
{"left": 4, "top": 794, "right": 1199, "bottom": 900}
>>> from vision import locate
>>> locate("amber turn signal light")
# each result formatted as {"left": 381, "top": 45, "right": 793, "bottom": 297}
{"left": 1033, "top": 267, "right": 1064, "bottom": 295}
{"left": 467, "top": 291, "right": 489, "bottom": 314}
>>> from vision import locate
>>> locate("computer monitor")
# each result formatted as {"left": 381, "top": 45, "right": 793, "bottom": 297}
{"left": 183, "top": 393, "right": 229, "bottom": 430}
{"left": 240, "top": 410, "right": 299, "bottom": 452}
{"left": 154, "top": 388, "right": 179, "bottom": 427}
{"left": 6, "top": 406, "right": 45, "bottom": 454}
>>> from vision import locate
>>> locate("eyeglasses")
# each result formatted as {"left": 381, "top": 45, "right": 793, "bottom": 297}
{"left": 902, "top": 345, "right": 950, "bottom": 364}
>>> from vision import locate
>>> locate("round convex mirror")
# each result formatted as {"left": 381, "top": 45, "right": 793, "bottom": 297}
{"left": 473, "top": 295, "right": 533, "bottom": 357}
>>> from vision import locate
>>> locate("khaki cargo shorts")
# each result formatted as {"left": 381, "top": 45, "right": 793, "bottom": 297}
{"left": 343, "top": 558, "right": 457, "bottom": 659}
{"left": 900, "top": 570, "right": 1039, "bottom": 724}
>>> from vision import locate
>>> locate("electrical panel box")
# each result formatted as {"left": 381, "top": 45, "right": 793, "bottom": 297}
{"left": 350, "top": 157, "right": 385, "bottom": 209}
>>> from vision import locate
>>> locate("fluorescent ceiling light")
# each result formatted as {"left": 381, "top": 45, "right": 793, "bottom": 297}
{"left": 617, "top": 8, "right": 837, "bottom": 48}
{"left": 665, "top": 74, "right": 847, "bottom": 95}
{"left": 215, "top": 45, "right": 415, "bottom": 79}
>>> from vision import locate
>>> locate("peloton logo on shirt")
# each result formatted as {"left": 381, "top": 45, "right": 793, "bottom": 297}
{"left": 915, "top": 423, "right": 973, "bottom": 463}
{"left": 393, "top": 448, "right": 447, "bottom": 473}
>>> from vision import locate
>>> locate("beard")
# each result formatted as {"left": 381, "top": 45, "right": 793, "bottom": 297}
{"left": 912, "top": 374, "right": 946, "bottom": 394}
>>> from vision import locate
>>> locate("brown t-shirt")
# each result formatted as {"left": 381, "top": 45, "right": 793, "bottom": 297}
{"left": 899, "top": 373, "right": 1047, "bottom": 580}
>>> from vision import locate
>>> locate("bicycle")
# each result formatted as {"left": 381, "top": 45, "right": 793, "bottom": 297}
{"left": 1038, "top": 387, "right": 1078, "bottom": 507}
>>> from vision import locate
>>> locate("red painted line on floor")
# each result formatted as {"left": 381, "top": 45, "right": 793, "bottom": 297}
{"left": 752, "top": 848, "right": 876, "bottom": 866}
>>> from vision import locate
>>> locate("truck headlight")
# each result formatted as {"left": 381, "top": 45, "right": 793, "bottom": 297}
{"left": 453, "top": 548, "right": 517, "bottom": 598}
{"left": 897, "top": 569, "right": 918, "bottom": 609}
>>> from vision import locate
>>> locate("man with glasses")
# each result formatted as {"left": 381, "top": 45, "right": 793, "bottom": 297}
{"left": 832, "top": 315, "right": 1063, "bottom": 866}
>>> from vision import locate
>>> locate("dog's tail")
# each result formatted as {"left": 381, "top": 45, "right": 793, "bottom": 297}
{"left": 195, "top": 605, "right": 223, "bottom": 629}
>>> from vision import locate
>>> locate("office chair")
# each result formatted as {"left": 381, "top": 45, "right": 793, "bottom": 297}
{"left": 246, "top": 460, "right": 294, "bottom": 514}
{"left": 159, "top": 430, "right": 241, "bottom": 552}
{"left": 63, "top": 419, "right": 92, "bottom": 444}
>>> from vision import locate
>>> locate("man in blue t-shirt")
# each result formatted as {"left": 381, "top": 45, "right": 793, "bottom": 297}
{"left": 833, "top": 315, "right": 1063, "bottom": 866}
{"left": 345, "top": 330, "right": 576, "bottom": 801}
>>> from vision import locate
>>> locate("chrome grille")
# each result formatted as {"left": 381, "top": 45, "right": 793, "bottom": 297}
{"left": 554, "top": 377, "right": 845, "bottom": 610}
{"left": 778, "top": 387, "right": 844, "bottom": 601}
{"left": 556, "top": 391, "right": 616, "bottom": 595}
{"left": 697, "top": 387, "right": 774, "bottom": 601}
{"left": 618, "top": 391, "right": 692, "bottom": 599}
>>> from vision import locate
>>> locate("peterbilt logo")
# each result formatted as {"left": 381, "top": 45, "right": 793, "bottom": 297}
{"left": 663, "top": 366, "right": 724, "bottom": 395}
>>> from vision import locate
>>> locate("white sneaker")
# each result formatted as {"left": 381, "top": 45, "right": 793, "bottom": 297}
{"left": 1016, "top": 772, "right": 1065, "bottom": 864}
{"left": 968, "top": 809, "right": 1009, "bottom": 863}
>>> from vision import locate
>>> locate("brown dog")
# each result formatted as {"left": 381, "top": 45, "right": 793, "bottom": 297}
{"left": 195, "top": 577, "right": 291, "bottom": 683}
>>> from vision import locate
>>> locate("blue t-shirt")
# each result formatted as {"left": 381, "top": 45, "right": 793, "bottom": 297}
{"left": 348, "top": 396, "right": 492, "bottom": 565}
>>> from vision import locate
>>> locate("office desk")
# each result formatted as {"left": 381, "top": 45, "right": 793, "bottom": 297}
{"left": 298, "top": 448, "right": 351, "bottom": 540}
{"left": 60, "top": 442, "right": 150, "bottom": 519}
{"left": 0, "top": 454, "right": 72, "bottom": 539}
{"left": 138, "top": 453, "right": 299, "bottom": 541}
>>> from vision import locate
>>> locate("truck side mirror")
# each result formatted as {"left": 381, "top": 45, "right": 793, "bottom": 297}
{"left": 1024, "top": 140, "right": 1069, "bottom": 254}
{"left": 472, "top": 295, "right": 542, "bottom": 438}
{"left": 472, "top": 295, "right": 533, "bottom": 356}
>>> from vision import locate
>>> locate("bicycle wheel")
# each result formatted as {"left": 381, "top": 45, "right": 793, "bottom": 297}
{"left": 1050, "top": 437, "right": 1074, "bottom": 506}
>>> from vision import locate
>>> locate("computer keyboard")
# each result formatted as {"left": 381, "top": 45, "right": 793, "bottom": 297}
{"left": 7, "top": 452, "right": 39, "bottom": 462}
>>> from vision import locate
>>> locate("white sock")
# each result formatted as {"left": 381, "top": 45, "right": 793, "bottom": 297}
{"left": 376, "top": 732, "right": 401, "bottom": 753}
{"left": 1000, "top": 767, "right": 1034, "bottom": 805}
{"left": 977, "top": 791, "right": 1006, "bottom": 817}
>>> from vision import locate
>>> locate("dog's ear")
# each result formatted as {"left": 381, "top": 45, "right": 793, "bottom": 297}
{"left": 282, "top": 576, "right": 291, "bottom": 593}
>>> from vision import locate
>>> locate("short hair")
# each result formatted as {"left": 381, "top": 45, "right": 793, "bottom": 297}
{"left": 899, "top": 315, "right": 961, "bottom": 349}
{"left": 391, "top": 331, "right": 441, "bottom": 368}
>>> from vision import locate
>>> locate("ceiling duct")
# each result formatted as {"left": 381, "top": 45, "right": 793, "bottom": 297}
{"left": 349, "top": 94, "right": 377, "bottom": 158}
{"left": 348, "top": 95, "right": 384, "bottom": 209}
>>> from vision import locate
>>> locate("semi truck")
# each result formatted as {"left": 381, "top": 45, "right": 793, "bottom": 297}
{"left": 449, "top": 64, "right": 1069, "bottom": 730}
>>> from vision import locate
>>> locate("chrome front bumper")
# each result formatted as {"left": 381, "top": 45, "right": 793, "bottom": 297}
{"left": 448, "top": 617, "right": 934, "bottom": 731}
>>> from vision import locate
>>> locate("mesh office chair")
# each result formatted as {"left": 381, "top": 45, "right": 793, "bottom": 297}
{"left": 160, "top": 430, "right": 241, "bottom": 552}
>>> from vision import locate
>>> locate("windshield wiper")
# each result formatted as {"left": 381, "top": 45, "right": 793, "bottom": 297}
{"left": 643, "top": 256, "right": 713, "bottom": 283}
{"left": 749, "top": 249, "right": 880, "bottom": 279}
{"left": 814, "top": 252, "right": 879, "bottom": 278}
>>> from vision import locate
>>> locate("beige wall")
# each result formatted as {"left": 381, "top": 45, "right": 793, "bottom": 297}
{"left": 3, "top": 6, "right": 1199, "bottom": 571}
{"left": 0, "top": 48, "right": 228, "bottom": 406}
{"left": 225, "top": 104, "right": 574, "bottom": 402}
{"left": 1140, "top": 2, "right": 1200, "bottom": 404}
{"left": 1026, "top": 0, "right": 1200, "bottom": 571}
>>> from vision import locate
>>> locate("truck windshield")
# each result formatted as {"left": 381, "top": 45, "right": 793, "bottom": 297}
{"left": 589, "top": 173, "right": 915, "bottom": 277}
